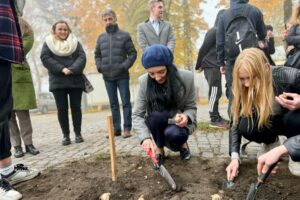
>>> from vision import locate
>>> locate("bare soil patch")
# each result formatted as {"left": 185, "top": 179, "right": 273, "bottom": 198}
{"left": 16, "top": 156, "right": 300, "bottom": 200}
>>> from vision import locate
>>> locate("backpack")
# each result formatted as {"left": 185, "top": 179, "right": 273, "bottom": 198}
{"left": 224, "top": 6, "right": 258, "bottom": 60}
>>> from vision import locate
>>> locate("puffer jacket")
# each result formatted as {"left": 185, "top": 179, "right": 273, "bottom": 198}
{"left": 230, "top": 66, "right": 300, "bottom": 161}
{"left": 94, "top": 24, "right": 137, "bottom": 81}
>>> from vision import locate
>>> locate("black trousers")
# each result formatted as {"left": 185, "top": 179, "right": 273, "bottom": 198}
{"left": 238, "top": 110, "right": 300, "bottom": 144}
{"left": 225, "top": 60, "right": 235, "bottom": 117}
{"left": 52, "top": 88, "right": 83, "bottom": 137}
{"left": 0, "top": 60, "right": 12, "bottom": 159}
{"left": 204, "top": 67, "right": 222, "bottom": 122}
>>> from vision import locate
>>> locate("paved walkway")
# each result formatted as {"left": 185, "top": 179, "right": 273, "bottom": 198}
{"left": 12, "top": 105, "right": 261, "bottom": 171}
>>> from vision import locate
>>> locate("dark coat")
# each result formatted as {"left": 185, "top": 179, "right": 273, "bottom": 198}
{"left": 40, "top": 42, "right": 86, "bottom": 91}
{"left": 94, "top": 24, "right": 137, "bottom": 81}
{"left": 286, "top": 24, "right": 300, "bottom": 49}
{"left": 12, "top": 31, "right": 36, "bottom": 110}
{"left": 195, "top": 28, "right": 219, "bottom": 70}
{"left": 216, "top": 0, "right": 266, "bottom": 66}
{"left": 0, "top": 0, "right": 24, "bottom": 64}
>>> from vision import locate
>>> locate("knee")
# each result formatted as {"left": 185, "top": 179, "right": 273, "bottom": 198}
{"left": 165, "top": 126, "right": 188, "bottom": 144}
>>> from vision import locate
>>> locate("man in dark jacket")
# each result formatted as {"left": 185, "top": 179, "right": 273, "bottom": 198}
{"left": 95, "top": 8, "right": 137, "bottom": 138}
{"left": 196, "top": 9, "right": 229, "bottom": 129}
{"left": 216, "top": 0, "right": 266, "bottom": 115}
{"left": 261, "top": 24, "right": 276, "bottom": 65}
{"left": 0, "top": 1, "right": 39, "bottom": 199}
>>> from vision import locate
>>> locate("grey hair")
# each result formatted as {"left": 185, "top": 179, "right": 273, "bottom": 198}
{"left": 148, "top": 0, "right": 164, "bottom": 7}
{"left": 102, "top": 8, "right": 117, "bottom": 19}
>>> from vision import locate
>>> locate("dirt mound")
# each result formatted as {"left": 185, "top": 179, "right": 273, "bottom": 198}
{"left": 16, "top": 156, "right": 300, "bottom": 200}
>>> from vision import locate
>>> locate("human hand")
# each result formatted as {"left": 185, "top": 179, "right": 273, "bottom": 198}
{"left": 175, "top": 113, "right": 188, "bottom": 127}
{"left": 257, "top": 145, "right": 288, "bottom": 176}
{"left": 220, "top": 66, "right": 225, "bottom": 74}
{"left": 62, "top": 68, "right": 73, "bottom": 75}
{"left": 226, "top": 159, "right": 239, "bottom": 181}
{"left": 196, "top": 68, "right": 203, "bottom": 73}
{"left": 141, "top": 138, "right": 155, "bottom": 156}
{"left": 275, "top": 92, "right": 300, "bottom": 111}
{"left": 258, "top": 40, "right": 265, "bottom": 49}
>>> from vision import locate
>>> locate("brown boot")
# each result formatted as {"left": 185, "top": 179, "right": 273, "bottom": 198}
{"left": 122, "top": 129, "right": 131, "bottom": 138}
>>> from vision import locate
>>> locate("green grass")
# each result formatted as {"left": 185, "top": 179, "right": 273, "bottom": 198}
{"left": 196, "top": 122, "right": 227, "bottom": 133}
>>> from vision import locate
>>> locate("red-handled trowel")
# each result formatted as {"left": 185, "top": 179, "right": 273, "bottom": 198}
{"left": 146, "top": 149, "right": 177, "bottom": 190}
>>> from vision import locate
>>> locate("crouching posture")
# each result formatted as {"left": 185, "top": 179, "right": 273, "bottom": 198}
{"left": 133, "top": 45, "right": 197, "bottom": 164}
{"left": 226, "top": 48, "right": 300, "bottom": 182}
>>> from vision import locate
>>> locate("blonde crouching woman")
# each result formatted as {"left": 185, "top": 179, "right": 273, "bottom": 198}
{"left": 226, "top": 48, "right": 300, "bottom": 182}
{"left": 40, "top": 20, "right": 86, "bottom": 146}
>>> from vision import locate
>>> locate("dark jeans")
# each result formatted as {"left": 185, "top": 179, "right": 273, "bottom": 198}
{"left": 238, "top": 110, "right": 300, "bottom": 144}
{"left": 104, "top": 79, "right": 132, "bottom": 133}
{"left": 146, "top": 111, "right": 189, "bottom": 151}
{"left": 52, "top": 88, "right": 83, "bottom": 136}
{"left": 0, "top": 60, "right": 12, "bottom": 159}
{"left": 204, "top": 67, "right": 222, "bottom": 122}
{"left": 225, "top": 60, "right": 235, "bottom": 117}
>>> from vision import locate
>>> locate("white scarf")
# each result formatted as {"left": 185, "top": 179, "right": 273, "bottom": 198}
{"left": 45, "top": 33, "right": 78, "bottom": 56}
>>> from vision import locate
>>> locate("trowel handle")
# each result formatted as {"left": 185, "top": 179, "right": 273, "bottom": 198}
{"left": 147, "top": 149, "right": 158, "bottom": 164}
{"left": 258, "top": 162, "right": 278, "bottom": 182}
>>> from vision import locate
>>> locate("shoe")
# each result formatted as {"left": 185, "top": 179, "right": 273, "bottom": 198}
{"left": 106, "top": 131, "right": 122, "bottom": 139}
{"left": 0, "top": 178, "right": 22, "bottom": 200}
{"left": 122, "top": 130, "right": 132, "bottom": 138}
{"left": 25, "top": 144, "right": 40, "bottom": 155}
{"left": 4, "top": 164, "right": 40, "bottom": 186}
{"left": 114, "top": 131, "right": 121, "bottom": 137}
{"left": 75, "top": 135, "right": 84, "bottom": 143}
{"left": 257, "top": 138, "right": 281, "bottom": 158}
{"left": 179, "top": 144, "right": 191, "bottom": 160}
{"left": 289, "top": 157, "right": 300, "bottom": 177}
{"left": 62, "top": 137, "right": 71, "bottom": 146}
{"left": 209, "top": 117, "right": 230, "bottom": 129}
{"left": 14, "top": 146, "right": 24, "bottom": 158}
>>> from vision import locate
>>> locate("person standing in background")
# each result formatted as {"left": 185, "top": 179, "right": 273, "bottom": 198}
{"left": 195, "top": 9, "right": 229, "bottom": 129}
{"left": 137, "top": 0, "right": 175, "bottom": 52}
{"left": 40, "top": 20, "right": 86, "bottom": 145}
{"left": 95, "top": 8, "right": 137, "bottom": 138}
{"left": 10, "top": 17, "right": 40, "bottom": 158}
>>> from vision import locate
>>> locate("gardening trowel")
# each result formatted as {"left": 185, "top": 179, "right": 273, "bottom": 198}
{"left": 146, "top": 149, "right": 177, "bottom": 190}
{"left": 246, "top": 162, "right": 278, "bottom": 200}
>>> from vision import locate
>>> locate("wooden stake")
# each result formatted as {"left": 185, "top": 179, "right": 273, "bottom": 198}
{"left": 107, "top": 115, "right": 117, "bottom": 181}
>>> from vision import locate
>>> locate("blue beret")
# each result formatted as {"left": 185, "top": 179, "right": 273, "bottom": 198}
{"left": 141, "top": 44, "right": 174, "bottom": 69}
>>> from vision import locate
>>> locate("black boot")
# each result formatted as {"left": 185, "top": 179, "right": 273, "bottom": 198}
{"left": 75, "top": 133, "right": 84, "bottom": 143}
{"left": 14, "top": 146, "right": 24, "bottom": 158}
{"left": 25, "top": 144, "right": 40, "bottom": 155}
{"left": 62, "top": 135, "right": 71, "bottom": 146}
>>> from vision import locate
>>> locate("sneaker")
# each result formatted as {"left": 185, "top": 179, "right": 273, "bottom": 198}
{"left": 4, "top": 164, "right": 40, "bottom": 185}
{"left": 75, "top": 135, "right": 84, "bottom": 143}
{"left": 179, "top": 144, "right": 191, "bottom": 160}
{"left": 289, "top": 157, "right": 300, "bottom": 177}
{"left": 14, "top": 146, "right": 24, "bottom": 158}
{"left": 122, "top": 130, "right": 132, "bottom": 138}
{"left": 209, "top": 117, "right": 230, "bottom": 129}
{"left": 257, "top": 138, "right": 281, "bottom": 158}
{"left": 0, "top": 179, "right": 22, "bottom": 200}
{"left": 62, "top": 137, "right": 71, "bottom": 146}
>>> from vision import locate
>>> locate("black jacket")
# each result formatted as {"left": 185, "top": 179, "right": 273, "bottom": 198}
{"left": 40, "top": 42, "right": 86, "bottom": 91}
{"left": 216, "top": 0, "right": 266, "bottom": 66}
{"left": 195, "top": 28, "right": 219, "bottom": 70}
{"left": 286, "top": 24, "right": 300, "bottom": 49}
{"left": 230, "top": 66, "right": 300, "bottom": 161}
{"left": 94, "top": 24, "right": 137, "bottom": 81}
{"left": 262, "top": 37, "right": 275, "bottom": 65}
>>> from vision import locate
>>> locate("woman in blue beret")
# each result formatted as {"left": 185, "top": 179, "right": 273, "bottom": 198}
{"left": 132, "top": 44, "right": 197, "bottom": 164}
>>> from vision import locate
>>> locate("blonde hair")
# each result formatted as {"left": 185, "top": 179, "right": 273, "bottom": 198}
{"left": 232, "top": 48, "right": 274, "bottom": 130}
{"left": 289, "top": 3, "right": 300, "bottom": 25}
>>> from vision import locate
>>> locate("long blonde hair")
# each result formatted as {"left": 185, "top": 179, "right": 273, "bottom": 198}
{"left": 289, "top": 3, "right": 300, "bottom": 25}
{"left": 232, "top": 48, "right": 274, "bottom": 130}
